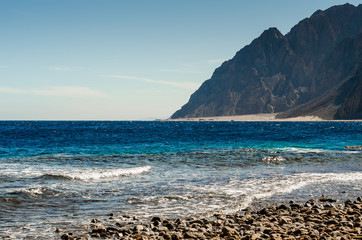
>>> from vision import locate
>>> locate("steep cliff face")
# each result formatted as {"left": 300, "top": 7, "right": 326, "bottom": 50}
{"left": 172, "top": 28, "right": 310, "bottom": 118}
{"left": 335, "top": 72, "right": 362, "bottom": 119}
{"left": 276, "top": 32, "right": 362, "bottom": 120}
{"left": 286, "top": 4, "right": 360, "bottom": 72}
{"left": 171, "top": 3, "right": 362, "bottom": 119}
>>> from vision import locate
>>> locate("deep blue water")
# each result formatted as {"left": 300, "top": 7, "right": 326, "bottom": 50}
{"left": 1, "top": 121, "right": 360, "bottom": 157}
{"left": 0, "top": 121, "right": 361, "bottom": 239}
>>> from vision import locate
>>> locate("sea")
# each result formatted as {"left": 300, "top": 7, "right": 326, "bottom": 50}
{"left": 0, "top": 121, "right": 361, "bottom": 239}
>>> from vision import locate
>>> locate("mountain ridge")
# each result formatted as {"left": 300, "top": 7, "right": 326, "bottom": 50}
{"left": 171, "top": 3, "right": 362, "bottom": 120}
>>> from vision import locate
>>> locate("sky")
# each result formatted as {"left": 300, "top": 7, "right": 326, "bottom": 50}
{"left": 0, "top": 0, "right": 361, "bottom": 120}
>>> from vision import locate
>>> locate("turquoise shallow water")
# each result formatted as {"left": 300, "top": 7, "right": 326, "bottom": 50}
{"left": 0, "top": 121, "right": 361, "bottom": 239}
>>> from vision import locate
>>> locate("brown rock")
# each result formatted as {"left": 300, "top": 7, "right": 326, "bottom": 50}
{"left": 133, "top": 224, "right": 144, "bottom": 232}
{"left": 91, "top": 218, "right": 101, "bottom": 223}
{"left": 277, "top": 204, "right": 290, "bottom": 211}
{"left": 280, "top": 217, "right": 292, "bottom": 225}
{"left": 91, "top": 225, "right": 106, "bottom": 234}
{"left": 60, "top": 234, "right": 74, "bottom": 240}
{"left": 135, "top": 233, "right": 148, "bottom": 240}
{"left": 171, "top": 232, "right": 183, "bottom": 240}
{"left": 270, "top": 233, "right": 283, "bottom": 240}
{"left": 320, "top": 197, "right": 337, "bottom": 202}
{"left": 162, "top": 233, "right": 172, "bottom": 240}
{"left": 157, "top": 226, "right": 169, "bottom": 232}
{"left": 250, "top": 233, "right": 262, "bottom": 240}
{"left": 184, "top": 231, "right": 206, "bottom": 239}
{"left": 222, "top": 226, "right": 238, "bottom": 237}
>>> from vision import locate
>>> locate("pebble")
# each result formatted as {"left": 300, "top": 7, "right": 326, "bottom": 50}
{"left": 62, "top": 196, "right": 362, "bottom": 239}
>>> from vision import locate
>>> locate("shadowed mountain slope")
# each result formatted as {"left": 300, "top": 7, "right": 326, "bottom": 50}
{"left": 171, "top": 3, "right": 362, "bottom": 120}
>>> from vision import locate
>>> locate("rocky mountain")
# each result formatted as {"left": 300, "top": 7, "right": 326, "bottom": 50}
{"left": 277, "top": 32, "right": 362, "bottom": 120}
{"left": 171, "top": 3, "right": 362, "bottom": 120}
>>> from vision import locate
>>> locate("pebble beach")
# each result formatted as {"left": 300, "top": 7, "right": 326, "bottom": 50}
{"left": 60, "top": 197, "right": 362, "bottom": 240}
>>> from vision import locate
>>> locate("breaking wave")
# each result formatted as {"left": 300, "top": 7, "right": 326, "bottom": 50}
{"left": 45, "top": 166, "right": 152, "bottom": 181}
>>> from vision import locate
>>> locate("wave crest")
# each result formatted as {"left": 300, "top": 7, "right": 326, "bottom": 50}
{"left": 50, "top": 166, "right": 152, "bottom": 181}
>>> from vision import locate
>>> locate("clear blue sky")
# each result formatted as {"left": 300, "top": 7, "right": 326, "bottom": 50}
{"left": 0, "top": 0, "right": 360, "bottom": 120}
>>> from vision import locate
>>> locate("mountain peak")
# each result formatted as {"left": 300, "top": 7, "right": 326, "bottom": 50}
{"left": 259, "top": 27, "right": 284, "bottom": 40}
{"left": 171, "top": 4, "right": 362, "bottom": 120}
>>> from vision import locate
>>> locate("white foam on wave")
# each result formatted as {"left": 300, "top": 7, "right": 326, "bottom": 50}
{"left": 0, "top": 163, "right": 44, "bottom": 178}
{"left": 261, "top": 156, "right": 286, "bottom": 163}
{"left": 276, "top": 147, "right": 328, "bottom": 153}
{"left": 62, "top": 166, "right": 152, "bottom": 181}
{"left": 277, "top": 147, "right": 360, "bottom": 154}
{"left": 185, "top": 171, "right": 362, "bottom": 215}
{"left": 0, "top": 162, "right": 151, "bottom": 182}
{"left": 22, "top": 187, "right": 44, "bottom": 196}
{"left": 9, "top": 186, "right": 60, "bottom": 197}
{"left": 226, "top": 171, "right": 362, "bottom": 197}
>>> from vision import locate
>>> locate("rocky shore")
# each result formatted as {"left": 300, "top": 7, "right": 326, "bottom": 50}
{"left": 60, "top": 197, "right": 362, "bottom": 240}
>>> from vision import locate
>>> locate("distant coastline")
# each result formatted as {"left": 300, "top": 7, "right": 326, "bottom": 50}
{"left": 162, "top": 113, "right": 362, "bottom": 122}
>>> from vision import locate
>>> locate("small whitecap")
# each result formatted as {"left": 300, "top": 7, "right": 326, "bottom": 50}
{"left": 262, "top": 156, "right": 286, "bottom": 163}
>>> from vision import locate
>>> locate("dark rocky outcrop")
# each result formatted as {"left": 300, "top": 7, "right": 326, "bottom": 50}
{"left": 277, "top": 32, "right": 362, "bottom": 120}
{"left": 171, "top": 3, "right": 362, "bottom": 120}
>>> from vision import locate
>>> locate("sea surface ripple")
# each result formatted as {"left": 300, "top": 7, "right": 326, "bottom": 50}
{"left": 0, "top": 121, "right": 361, "bottom": 239}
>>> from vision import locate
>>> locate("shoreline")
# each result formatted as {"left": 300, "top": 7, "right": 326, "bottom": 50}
{"left": 163, "top": 113, "right": 362, "bottom": 122}
{"left": 60, "top": 197, "right": 362, "bottom": 239}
